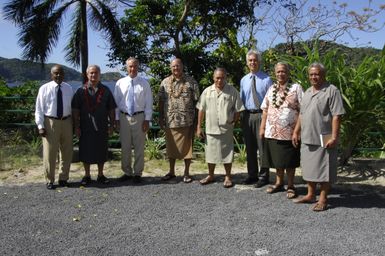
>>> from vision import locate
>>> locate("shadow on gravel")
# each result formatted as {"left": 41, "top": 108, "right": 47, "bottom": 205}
{"left": 339, "top": 159, "right": 385, "bottom": 181}
{"left": 328, "top": 185, "right": 385, "bottom": 209}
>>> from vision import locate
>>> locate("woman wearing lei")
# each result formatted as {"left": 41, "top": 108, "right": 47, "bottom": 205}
{"left": 259, "top": 62, "right": 303, "bottom": 199}
{"left": 72, "top": 65, "right": 116, "bottom": 186}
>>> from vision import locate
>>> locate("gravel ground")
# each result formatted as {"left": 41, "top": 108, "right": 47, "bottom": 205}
{"left": 1, "top": 174, "right": 385, "bottom": 256}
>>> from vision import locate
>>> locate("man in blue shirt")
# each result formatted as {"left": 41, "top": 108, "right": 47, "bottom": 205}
{"left": 240, "top": 50, "right": 273, "bottom": 187}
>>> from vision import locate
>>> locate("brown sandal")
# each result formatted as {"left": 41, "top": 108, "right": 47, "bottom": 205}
{"left": 293, "top": 196, "right": 316, "bottom": 204}
{"left": 200, "top": 176, "right": 214, "bottom": 185}
{"left": 312, "top": 202, "right": 328, "bottom": 212}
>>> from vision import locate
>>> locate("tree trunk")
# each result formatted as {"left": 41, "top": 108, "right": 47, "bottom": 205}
{"left": 80, "top": 0, "right": 88, "bottom": 84}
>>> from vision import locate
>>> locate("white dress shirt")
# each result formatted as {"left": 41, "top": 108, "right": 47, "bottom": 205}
{"left": 114, "top": 75, "right": 153, "bottom": 121}
{"left": 35, "top": 81, "right": 74, "bottom": 129}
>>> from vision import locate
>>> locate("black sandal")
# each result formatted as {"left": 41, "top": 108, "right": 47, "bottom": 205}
{"left": 286, "top": 187, "right": 297, "bottom": 199}
{"left": 161, "top": 173, "right": 176, "bottom": 181}
{"left": 266, "top": 184, "right": 285, "bottom": 194}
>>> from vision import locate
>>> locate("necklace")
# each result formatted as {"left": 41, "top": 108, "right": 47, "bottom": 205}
{"left": 168, "top": 77, "right": 187, "bottom": 98}
{"left": 272, "top": 83, "right": 290, "bottom": 108}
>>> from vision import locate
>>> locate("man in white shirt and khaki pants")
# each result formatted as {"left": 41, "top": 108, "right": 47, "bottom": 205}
{"left": 114, "top": 57, "right": 153, "bottom": 184}
{"left": 35, "top": 65, "right": 73, "bottom": 189}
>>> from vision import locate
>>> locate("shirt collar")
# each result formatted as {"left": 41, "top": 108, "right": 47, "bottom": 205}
{"left": 209, "top": 83, "right": 228, "bottom": 91}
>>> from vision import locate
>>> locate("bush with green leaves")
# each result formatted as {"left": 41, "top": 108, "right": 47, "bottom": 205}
{"left": 282, "top": 42, "right": 385, "bottom": 163}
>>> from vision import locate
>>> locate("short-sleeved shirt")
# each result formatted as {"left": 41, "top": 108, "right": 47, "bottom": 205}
{"left": 158, "top": 74, "right": 200, "bottom": 128}
{"left": 300, "top": 83, "right": 345, "bottom": 145}
{"left": 261, "top": 83, "right": 303, "bottom": 140}
{"left": 196, "top": 84, "right": 244, "bottom": 135}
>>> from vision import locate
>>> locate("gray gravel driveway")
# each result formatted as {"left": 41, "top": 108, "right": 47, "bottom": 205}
{"left": 1, "top": 175, "right": 385, "bottom": 256}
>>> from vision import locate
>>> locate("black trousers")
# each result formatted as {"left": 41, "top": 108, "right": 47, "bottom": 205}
{"left": 241, "top": 112, "right": 269, "bottom": 181}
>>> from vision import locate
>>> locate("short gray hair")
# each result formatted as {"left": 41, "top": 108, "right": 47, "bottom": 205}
{"left": 86, "top": 65, "right": 101, "bottom": 74}
{"left": 246, "top": 49, "right": 262, "bottom": 64}
{"left": 126, "top": 57, "right": 139, "bottom": 66}
{"left": 308, "top": 62, "right": 326, "bottom": 76}
{"left": 274, "top": 62, "right": 290, "bottom": 72}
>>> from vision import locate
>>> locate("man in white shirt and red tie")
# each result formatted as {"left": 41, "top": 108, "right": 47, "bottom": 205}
{"left": 35, "top": 65, "right": 73, "bottom": 189}
{"left": 114, "top": 57, "right": 153, "bottom": 184}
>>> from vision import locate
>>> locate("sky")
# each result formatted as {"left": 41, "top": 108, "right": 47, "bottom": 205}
{"left": 0, "top": 0, "right": 384, "bottom": 74}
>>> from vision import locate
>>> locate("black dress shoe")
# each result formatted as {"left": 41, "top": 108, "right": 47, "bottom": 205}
{"left": 46, "top": 182, "right": 55, "bottom": 190}
{"left": 255, "top": 180, "right": 269, "bottom": 188}
{"left": 133, "top": 176, "right": 142, "bottom": 184}
{"left": 58, "top": 180, "right": 68, "bottom": 187}
{"left": 118, "top": 174, "right": 133, "bottom": 182}
{"left": 80, "top": 176, "right": 92, "bottom": 186}
{"left": 97, "top": 175, "right": 110, "bottom": 184}
{"left": 242, "top": 177, "right": 258, "bottom": 185}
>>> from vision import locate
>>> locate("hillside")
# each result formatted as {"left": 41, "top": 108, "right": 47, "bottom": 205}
{"left": 0, "top": 57, "right": 122, "bottom": 82}
{"left": 272, "top": 40, "right": 382, "bottom": 66}
{"left": 1, "top": 41, "right": 382, "bottom": 83}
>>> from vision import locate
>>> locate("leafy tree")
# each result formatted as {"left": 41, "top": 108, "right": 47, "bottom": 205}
{"left": 109, "top": 0, "right": 273, "bottom": 89}
{"left": 3, "top": 0, "right": 122, "bottom": 83}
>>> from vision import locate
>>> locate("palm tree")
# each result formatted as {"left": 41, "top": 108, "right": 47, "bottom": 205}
{"left": 3, "top": 0, "right": 122, "bottom": 83}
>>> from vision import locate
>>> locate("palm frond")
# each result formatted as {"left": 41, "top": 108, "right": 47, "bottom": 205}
{"left": 18, "top": 1, "right": 73, "bottom": 63}
{"left": 89, "top": 0, "right": 123, "bottom": 49}
{"left": 3, "top": 0, "right": 39, "bottom": 23}
{"left": 64, "top": 4, "right": 82, "bottom": 66}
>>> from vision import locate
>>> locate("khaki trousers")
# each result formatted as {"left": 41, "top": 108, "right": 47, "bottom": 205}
{"left": 120, "top": 112, "right": 145, "bottom": 176}
{"left": 42, "top": 117, "right": 73, "bottom": 183}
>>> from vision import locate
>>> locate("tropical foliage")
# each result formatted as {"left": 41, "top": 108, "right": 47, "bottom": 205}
{"left": 3, "top": 0, "right": 122, "bottom": 82}
{"left": 0, "top": 80, "right": 39, "bottom": 125}
{"left": 109, "top": 0, "right": 270, "bottom": 89}
{"left": 279, "top": 42, "right": 385, "bottom": 163}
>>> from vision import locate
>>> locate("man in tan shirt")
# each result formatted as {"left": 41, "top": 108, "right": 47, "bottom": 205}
{"left": 196, "top": 68, "right": 244, "bottom": 188}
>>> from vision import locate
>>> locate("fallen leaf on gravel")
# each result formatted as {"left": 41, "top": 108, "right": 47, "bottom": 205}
{"left": 72, "top": 217, "right": 81, "bottom": 222}
{"left": 76, "top": 204, "right": 82, "bottom": 208}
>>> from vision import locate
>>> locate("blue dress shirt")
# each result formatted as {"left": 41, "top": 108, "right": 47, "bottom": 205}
{"left": 240, "top": 71, "right": 272, "bottom": 110}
